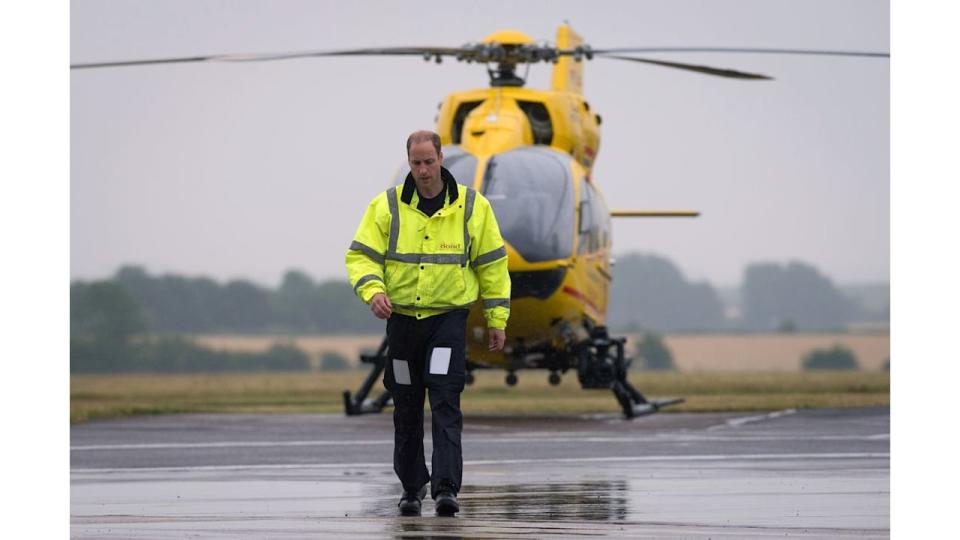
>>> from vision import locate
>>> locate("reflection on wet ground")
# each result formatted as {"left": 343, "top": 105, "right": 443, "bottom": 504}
{"left": 462, "top": 481, "right": 629, "bottom": 521}
{"left": 360, "top": 480, "right": 631, "bottom": 538}
{"left": 364, "top": 480, "right": 629, "bottom": 522}
{"left": 394, "top": 520, "right": 464, "bottom": 540}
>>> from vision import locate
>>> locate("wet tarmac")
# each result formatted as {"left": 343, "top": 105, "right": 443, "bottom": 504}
{"left": 71, "top": 407, "right": 889, "bottom": 538}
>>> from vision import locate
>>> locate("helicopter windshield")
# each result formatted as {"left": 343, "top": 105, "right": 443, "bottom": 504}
{"left": 481, "top": 147, "right": 575, "bottom": 262}
{"left": 392, "top": 145, "right": 477, "bottom": 186}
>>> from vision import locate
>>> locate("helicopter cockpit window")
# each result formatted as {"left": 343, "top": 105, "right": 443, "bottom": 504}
{"left": 392, "top": 145, "right": 477, "bottom": 187}
{"left": 516, "top": 101, "right": 553, "bottom": 145}
{"left": 451, "top": 101, "right": 483, "bottom": 144}
{"left": 482, "top": 147, "right": 574, "bottom": 262}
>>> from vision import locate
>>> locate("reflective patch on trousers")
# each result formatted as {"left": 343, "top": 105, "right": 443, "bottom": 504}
{"left": 392, "top": 359, "right": 411, "bottom": 385}
{"left": 429, "top": 347, "right": 452, "bottom": 375}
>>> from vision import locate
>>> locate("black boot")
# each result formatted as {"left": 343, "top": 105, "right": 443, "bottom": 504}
{"left": 434, "top": 489, "right": 459, "bottom": 516}
{"left": 398, "top": 484, "right": 427, "bottom": 516}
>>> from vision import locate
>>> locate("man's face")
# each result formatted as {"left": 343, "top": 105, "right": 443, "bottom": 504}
{"left": 408, "top": 140, "right": 443, "bottom": 196}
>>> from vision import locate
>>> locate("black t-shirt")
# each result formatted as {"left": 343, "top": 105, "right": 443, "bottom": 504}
{"left": 417, "top": 189, "right": 445, "bottom": 217}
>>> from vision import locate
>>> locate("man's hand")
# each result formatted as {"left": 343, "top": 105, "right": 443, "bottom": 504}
{"left": 488, "top": 328, "right": 506, "bottom": 351}
{"left": 370, "top": 293, "right": 393, "bottom": 319}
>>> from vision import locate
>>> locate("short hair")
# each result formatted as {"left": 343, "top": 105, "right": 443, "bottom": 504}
{"left": 406, "top": 130, "right": 441, "bottom": 157}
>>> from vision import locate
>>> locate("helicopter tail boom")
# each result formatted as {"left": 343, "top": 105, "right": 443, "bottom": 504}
{"left": 610, "top": 210, "right": 700, "bottom": 217}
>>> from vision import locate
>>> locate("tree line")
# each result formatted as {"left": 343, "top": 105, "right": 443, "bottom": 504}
{"left": 73, "top": 258, "right": 888, "bottom": 338}
{"left": 107, "top": 265, "right": 381, "bottom": 334}
{"left": 606, "top": 254, "right": 887, "bottom": 333}
{"left": 70, "top": 256, "right": 887, "bottom": 373}
{"left": 70, "top": 266, "right": 377, "bottom": 373}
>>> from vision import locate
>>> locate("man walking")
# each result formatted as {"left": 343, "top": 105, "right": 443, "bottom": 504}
{"left": 345, "top": 130, "right": 510, "bottom": 516}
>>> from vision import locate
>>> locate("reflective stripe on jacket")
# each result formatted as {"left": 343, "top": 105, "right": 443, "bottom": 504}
{"left": 345, "top": 168, "right": 510, "bottom": 329}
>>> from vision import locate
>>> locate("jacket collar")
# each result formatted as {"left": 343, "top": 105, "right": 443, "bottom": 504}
{"left": 401, "top": 166, "right": 459, "bottom": 206}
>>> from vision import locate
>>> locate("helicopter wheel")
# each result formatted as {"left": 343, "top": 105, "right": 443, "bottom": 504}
{"left": 548, "top": 371, "right": 561, "bottom": 386}
{"left": 505, "top": 371, "right": 518, "bottom": 386}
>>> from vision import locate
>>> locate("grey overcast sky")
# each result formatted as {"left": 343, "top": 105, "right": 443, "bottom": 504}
{"left": 70, "top": 0, "right": 889, "bottom": 287}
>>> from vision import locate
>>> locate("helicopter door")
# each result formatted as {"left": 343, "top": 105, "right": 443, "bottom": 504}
{"left": 481, "top": 147, "right": 575, "bottom": 262}
{"left": 577, "top": 178, "right": 611, "bottom": 254}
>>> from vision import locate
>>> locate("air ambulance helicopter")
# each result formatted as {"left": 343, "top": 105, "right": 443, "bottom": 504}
{"left": 72, "top": 24, "right": 888, "bottom": 419}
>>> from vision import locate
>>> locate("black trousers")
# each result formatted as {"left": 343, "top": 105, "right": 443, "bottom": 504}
{"left": 383, "top": 309, "right": 467, "bottom": 498}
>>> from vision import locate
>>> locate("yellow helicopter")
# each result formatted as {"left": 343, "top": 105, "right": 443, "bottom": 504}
{"left": 71, "top": 24, "right": 887, "bottom": 418}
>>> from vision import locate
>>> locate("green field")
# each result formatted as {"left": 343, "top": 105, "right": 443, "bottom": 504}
{"left": 70, "top": 370, "right": 889, "bottom": 423}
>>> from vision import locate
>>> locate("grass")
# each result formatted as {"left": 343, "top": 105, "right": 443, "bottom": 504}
{"left": 70, "top": 370, "right": 889, "bottom": 423}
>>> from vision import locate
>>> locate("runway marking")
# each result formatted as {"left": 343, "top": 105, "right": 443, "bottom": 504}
{"left": 71, "top": 452, "right": 889, "bottom": 474}
{"left": 712, "top": 408, "right": 797, "bottom": 429}
{"left": 71, "top": 432, "right": 889, "bottom": 451}
{"left": 467, "top": 452, "right": 889, "bottom": 466}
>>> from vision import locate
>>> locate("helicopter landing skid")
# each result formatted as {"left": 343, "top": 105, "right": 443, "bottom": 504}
{"left": 577, "top": 325, "right": 685, "bottom": 419}
{"left": 611, "top": 378, "right": 685, "bottom": 419}
{"left": 343, "top": 336, "right": 393, "bottom": 415}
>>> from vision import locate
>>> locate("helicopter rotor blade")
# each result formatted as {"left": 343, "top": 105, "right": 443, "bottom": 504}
{"left": 213, "top": 47, "right": 469, "bottom": 62}
{"left": 597, "top": 54, "right": 773, "bottom": 80}
{"left": 71, "top": 44, "right": 890, "bottom": 71}
{"left": 590, "top": 47, "right": 889, "bottom": 58}
{"left": 71, "top": 55, "right": 220, "bottom": 69}
{"left": 70, "top": 46, "right": 471, "bottom": 70}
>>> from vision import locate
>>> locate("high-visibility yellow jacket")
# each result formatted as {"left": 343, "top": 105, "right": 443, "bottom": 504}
{"left": 345, "top": 168, "right": 511, "bottom": 329}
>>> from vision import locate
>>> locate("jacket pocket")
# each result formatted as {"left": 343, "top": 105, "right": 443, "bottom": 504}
{"left": 384, "top": 261, "right": 417, "bottom": 304}
{"left": 429, "top": 264, "right": 466, "bottom": 305}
